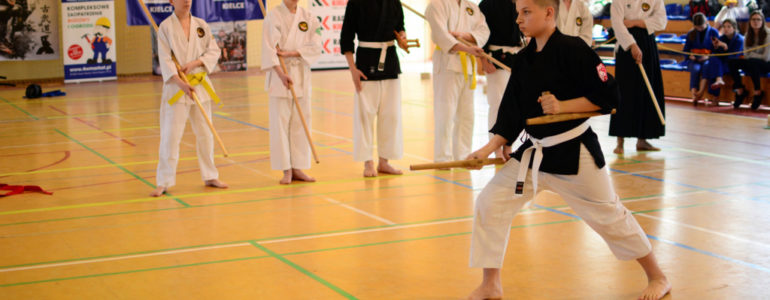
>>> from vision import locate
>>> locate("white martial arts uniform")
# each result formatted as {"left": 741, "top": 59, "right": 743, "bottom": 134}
{"left": 557, "top": 0, "right": 594, "bottom": 46}
{"left": 714, "top": 6, "right": 749, "bottom": 27}
{"left": 261, "top": 3, "right": 322, "bottom": 171}
{"left": 426, "top": 0, "right": 490, "bottom": 162}
{"left": 485, "top": 68, "right": 511, "bottom": 141}
{"left": 611, "top": 0, "right": 667, "bottom": 51}
{"left": 469, "top": 144, "right": 653, "bottom": 268}
{"left": 156, "top": 13, "right": 221, "bottom": 188}
{"left": 340, "top": 0, "right": 407, "bottom": 163}
{"left": 353, "top": 79, "right": 403, "bottom": 162}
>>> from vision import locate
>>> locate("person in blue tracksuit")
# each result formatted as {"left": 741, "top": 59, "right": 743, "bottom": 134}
{"left": 683, "top": 12, "right": 720, "bottom": 104}
{"left": 704, "top": 18, "right": 744, "bottom": 101}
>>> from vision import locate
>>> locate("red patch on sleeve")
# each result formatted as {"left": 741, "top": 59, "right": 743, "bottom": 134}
{"left": 596, "top": 63, "right": 608, "bottom": 82}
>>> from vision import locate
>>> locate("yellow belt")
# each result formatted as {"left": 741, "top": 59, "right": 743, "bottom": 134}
{"left": 436, "top": 45, "right": 476, "bottom": 90}
{"left": 168, "top": 72, "right": 222, "bottom": 106}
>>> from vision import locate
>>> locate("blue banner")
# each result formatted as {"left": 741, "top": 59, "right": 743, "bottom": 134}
{"left": 125, "top": 0, "right": 265, "bottom": 26}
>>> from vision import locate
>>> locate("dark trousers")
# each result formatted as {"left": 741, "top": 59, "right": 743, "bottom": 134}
{"left": 727, "top": 58, "right": 770, "bottom": 90}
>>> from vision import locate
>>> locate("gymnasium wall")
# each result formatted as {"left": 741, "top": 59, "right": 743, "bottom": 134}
{"left": 1, "top": 0, "right": 691, "bottom": 81}
{"left": 0, "top": 0, "right": 284, "bottom": 81}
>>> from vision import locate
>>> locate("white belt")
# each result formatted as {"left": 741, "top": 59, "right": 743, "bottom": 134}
{"left": 488, "top": 45, "right": 522, "bottom": 54}
{"left": 358, "top": 41, "right": 395, "bottom": 71}
{"left": 515, "top": 121, "right": 590, "bottom": 200}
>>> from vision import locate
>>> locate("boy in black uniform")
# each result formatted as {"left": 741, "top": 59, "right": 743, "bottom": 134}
{"left": 465, "top": 0, "right": 670, "bottom": 299}
{"left": 340, "top": 0, "right": 410, "bottom": 177}
{"left": 479, "top": 0, "right": 524, "bottom": 158}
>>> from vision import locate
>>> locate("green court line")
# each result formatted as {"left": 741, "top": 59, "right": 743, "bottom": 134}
{"left": 0, "top": 180, "right": 444, "bottom": 227}
{"left": 0, "top": 200, "right": 715, "bottom": 288}
{"left": 280, "top": 219, "right": 578, "bottom": 257}
{"left": 0, "top": 96, "right": 39, "bottom": 120}
{"left": 0, "top": 166, "right": 445, "bottom": 216}
{"left": 0, "top": 255, "right": 270, "bottom": 288}
{"left": 250, "top": 242, "right": 358, "bottom": 300}
{"left": 0, "top": 218, "right": 571, "bottom": 288}
{"left": 669, "top": 147, "right": 770, "bottom": 167}
{"left": 53, "top": 128, "right": 190, "bottom": 208}
{"left": 0, "top": 199, "right": 715, "bottom": 272}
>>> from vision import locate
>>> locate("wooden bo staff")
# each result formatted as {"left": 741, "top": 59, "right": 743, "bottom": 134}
{"left": 277, "top": 53, "right": 321, "bottom": 164}
{"left": 637, "top": 63, "right": 666, "bottom": 125}
{"left": 255, "top": 2, "right": 319, "bottom": 163}
{"left": 137, "top": 0, "right": 229, "bottom": 157}
{"left": 456, "top": 37, "right": 511, "bottom": 72}
{"left": 400, "top": 1, "right": 426, "bottom": 19}
{"left": 410, "top": 158, "right": 505, "bottom": 171}
{"left": 398, "top": 1, "right": 511, "bottom": 72}
{"left": 526, "top": 91, "right": 616, "bottom": 125}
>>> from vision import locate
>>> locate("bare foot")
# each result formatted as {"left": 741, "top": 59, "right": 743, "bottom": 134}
{"left": 363, "top": 161, "right": 377, "bottom": 177}
{"left": 636, "top": 140, "right": 661, "bottom": 152}
{"left": 205, "top": 179, "right": 228, "bottom": 189}
{"left": 638, "top": 277, "right": 671, "bottom": 300}
{"left": 467, "top": 283, "right": 503, "bottom": 300}
{"left": 150, "top": 186, "right": 166, "bottom": 197}
{"left": 613, "top": 146, "right": 624, "bottom": 154}
{"left": 377, "top": 159, "right": 403, "bottom": 175}
{"left": 292, "top": 169, "right": 316, "bottom": 182}
{"left": 280, "top": 170, "right": 292, "bottom": 185}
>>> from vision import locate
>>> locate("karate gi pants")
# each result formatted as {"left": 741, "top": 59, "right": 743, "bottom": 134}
{"left": 156, "top": 100, "right": 218, "bottom": 188}
{"left": 469, "top": 145, "right": 652, "bottom": 268}
{"left": 353, "top": 78, "right": 403, "bottom": 162}
{"left": 434, "top": 70, "right": 475, "bottom": 162}
{"left": 269, "top": 95, "right": 312, "bottom": 170}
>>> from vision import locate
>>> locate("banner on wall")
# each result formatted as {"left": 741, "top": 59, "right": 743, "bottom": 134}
{"left": 61, "top": 0, "right": 117, "bottom": 83}
{"left": 310, "top": 0, "right": 347, "bottom": 70}
{"left": 125, "top": 0, "right": 266, "bottom": 25}
{"left": 150, "top": 21, "right": 248, "bottom": 75}
{"left": 126, "top": 0, "right": 259, "bottom": 74}
{"left": 0, "top": 0, "right": 60, "bottom": 61}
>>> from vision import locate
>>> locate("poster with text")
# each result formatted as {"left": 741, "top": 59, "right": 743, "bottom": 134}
{"left": 0, "top": 0, "right": 60, "bottom": 61}
{"left": 310, "top": 0, "right": 346, "bottom": 70}
{"left": 61, "top": 0, "right": 117, "bottom": 83}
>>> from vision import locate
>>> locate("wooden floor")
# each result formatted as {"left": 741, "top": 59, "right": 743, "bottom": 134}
{"left": 1, "top": 70, "right": 770, "bottom": 299}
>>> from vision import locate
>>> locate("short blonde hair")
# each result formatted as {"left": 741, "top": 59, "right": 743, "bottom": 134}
{"left": 518, "top": 0, "right": 559, "bottom": 18}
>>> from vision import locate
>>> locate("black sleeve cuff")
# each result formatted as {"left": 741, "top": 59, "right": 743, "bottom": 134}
{"left": 585, "top": 75, "right": 619, "bottom": 114}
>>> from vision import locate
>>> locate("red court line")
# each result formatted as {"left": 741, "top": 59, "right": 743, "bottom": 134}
{"left": 0, "top": 151, "right": 71, "bottom": 179}
{"left": 48, "top": 106, "right": 136, "bottom": 147}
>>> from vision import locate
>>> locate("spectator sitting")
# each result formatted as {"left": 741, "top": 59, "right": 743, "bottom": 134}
{"left": 705, "top": 18, "right": 744, "bottom": 100}
{"left": 684, "top": 13, "right": 721, "bottom": 104}
{"left": 727, "top": 10, "right": 770, "bottom": 110}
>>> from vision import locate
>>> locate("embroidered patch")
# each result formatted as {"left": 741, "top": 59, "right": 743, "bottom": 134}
{"left": 298, "top": 21, "right": 308, "bottom": 32}
{"left": 596, "top": 63, "right": 608, "bottom": 82}
{"left": 196, "top": 27, "right": 205, "bottom": 38}
{"left": 466, "top": 7, "right": 474, "bottom": 16}
{"left": 642, "top": 3, "right": 651, "bottom": 12}
{"left": 576, "top": 17, "right": 583, "bottom": 26}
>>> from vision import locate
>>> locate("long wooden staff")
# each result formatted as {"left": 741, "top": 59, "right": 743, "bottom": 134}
{"left": 638, "top": 63, "right": 666, "bottom": 125}
{"left": 256, "top": 1, "right": 319, "bottom": 163}
{"left": 399, "top": 2, "right": 510, "bottom": 72}
{"left": 137, "top": 0, "right": 229, "bottom": 157}
{"left": 456, "top": 37, "right": 511, "bottom": 72}
{"left": 277, "top": 55, "right": 320, "bottom": 164}
{"left": 410, "top": 158, "right": 505, "bottom": 170}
